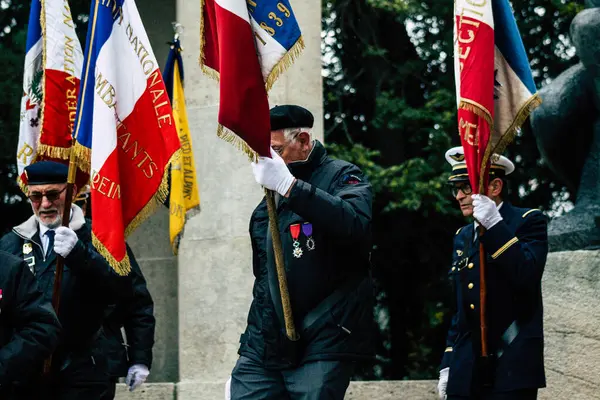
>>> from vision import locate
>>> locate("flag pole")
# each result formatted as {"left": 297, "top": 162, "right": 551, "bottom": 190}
{"left": 43, "top": 0, "right": 102, "bottom": 376}
{"left": 478, "top": 181, "right": 490, "bottom": 385}
{"left": 265, "top": 189, "right": 299, "bottom": 341}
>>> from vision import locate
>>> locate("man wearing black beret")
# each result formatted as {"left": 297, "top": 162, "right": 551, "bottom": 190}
{"left": 229, "top": 105, "right": 374, "bottom": 399}
{"left": 0, "top": 161, "right": 131, "bottom": 399}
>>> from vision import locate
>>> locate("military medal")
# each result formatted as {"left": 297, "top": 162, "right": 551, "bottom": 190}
{"left": 302, "top": 223, "right": 315, "bottom": 251}
{"left": 290, "top": 224, "right": 303, "bottom": 258}
{"left": 23, "top": 243, "right": 32, "bottom": 255}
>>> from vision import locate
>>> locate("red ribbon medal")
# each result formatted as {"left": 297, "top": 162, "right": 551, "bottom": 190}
{"left": 290, "top": 224, "right": 303, "bottom": 258}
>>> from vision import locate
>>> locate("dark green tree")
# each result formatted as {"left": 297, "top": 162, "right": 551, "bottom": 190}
{"left": 322, "top": 0, "right": 582, "bottom": 379}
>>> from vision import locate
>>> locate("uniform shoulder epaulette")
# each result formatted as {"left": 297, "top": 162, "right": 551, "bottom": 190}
{"left": 456, "top": 227, "right": 463, "bottom": 235}
{"left": 522, "top": 209, "right": 541, "bottom": 218}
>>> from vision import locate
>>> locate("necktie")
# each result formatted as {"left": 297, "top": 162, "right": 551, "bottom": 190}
{"left": 46, "top": 230, "right": 55, "bottom": 258}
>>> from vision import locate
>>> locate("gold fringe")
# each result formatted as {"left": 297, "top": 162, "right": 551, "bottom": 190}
{"left": 171, "top": 205, "right": 201, "bottom": 255}
{"left": 479, "top": 142, "right": 495, "bottom": 193}
{"left": 37, "top": 144, "right": 71, "bottom": 160}
{"left": 264, "top": 36, "right": 305, "bottom": 92}
{"left": 458, "top": 100, "right": 494, "bottom": 129}
{"left": 72, "top": 142, "right": 92, "bottom": 174}
{"left": 217, "top": 124, "right": 258, "bottom": 162}
{"left": 491, "top": 94, "right": 542, "bottom": 157}
{"left": 198, "top": 0, "right": 220, "bottom": 82}
{"left": 479, "top": 94, "right": 543, "bottom": 192}
{"left": 124, "top": 149, "right": 181, "bottom": 238}
{"left": 92, "top": 232, "right": 131, "bottom": 276}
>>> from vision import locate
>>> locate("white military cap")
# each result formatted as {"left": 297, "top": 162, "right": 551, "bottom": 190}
{"left": 445, "top": 146, "right": 515, "bottom": 182}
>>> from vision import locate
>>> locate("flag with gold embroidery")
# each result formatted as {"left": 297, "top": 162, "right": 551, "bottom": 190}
{"left": 163, "top": 37, "right": 200, "bottom": 255}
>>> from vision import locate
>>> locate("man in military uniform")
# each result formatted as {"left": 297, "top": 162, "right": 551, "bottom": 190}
{"left": 0, "top": 250, "right": 61, "bottom": 399}
{"left": 437, "top": 147, "right": 548, "bottom": 400}
{"left": 0, "top": 161, "right": 131, "bottom": 399}
{"left": 230, "top": 105, "right": 374, "bottom": 399}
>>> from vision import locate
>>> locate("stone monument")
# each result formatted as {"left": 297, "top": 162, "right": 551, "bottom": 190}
{"left": 530, "top": 0, "right": 600, "bottom": 251}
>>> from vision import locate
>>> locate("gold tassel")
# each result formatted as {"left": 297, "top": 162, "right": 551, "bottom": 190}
{"left": 458, "top": 100, "right": 494, "bottom": 129}
{"left": 124, "top": 149, "right": 181, "bottom": 238}
{"left": 71, "top": 142, "right": 92, "bottom": 174}
{"left": 265, "top": 36, "right": 305, "bottom": 92}
{"left": 37, "top": 144, "right": 72, "bottom": 160}
{"left": 198, "top": 0, "right": 220, "bottom": 82}
{"left": 92, "top": 233, "right": 131, "bottom": 276}
{"left": 216, "top": 124, "right": 258, "bottom": 162}
{"left": 492, "top": 94, "right": 542, "bottom": 157}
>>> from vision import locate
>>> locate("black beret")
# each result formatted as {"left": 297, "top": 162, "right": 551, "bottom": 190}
{"left": 270, "top": 105, "right": 314, "bottom": 131}
{"left": 24, "top": 161, "right": 68, "bottom": 185}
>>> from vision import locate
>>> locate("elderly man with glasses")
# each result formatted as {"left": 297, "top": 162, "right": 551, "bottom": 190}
{"left": 228, "top": 105, "right": 374, "bottom": 400}
{"left": 0, "top": 161, "right": 131, "bottom": 399}
{"left": 437, "top": 147, "right": 549, "bottom": 400}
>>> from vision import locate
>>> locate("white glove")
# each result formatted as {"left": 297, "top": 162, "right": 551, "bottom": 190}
{"left": 54, "top": 227, "right": 78, "bottom": 257}
{"left": 251, "top": 148, "right": 296, "bottom": 196}
{"left": 225, "top": 375, "right": 231, "bottom": 400}
{"left": 472, "top": 194, "right": 503, "bottom": 229}
{"left": 437, "top": 367, "right": 449, "bottom": 400}
{"left": 126, "top": 364, "right": 150, "bottom": 392}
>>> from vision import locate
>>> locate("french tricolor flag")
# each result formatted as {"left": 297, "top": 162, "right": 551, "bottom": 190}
{"left": 200, "top": 0, "right": 303, "bottom": 157}
{"left": 73, "top": 0, "right": 180, "bottom": 275}
{"left": 454, "top": 0, "right": 539, "bottom": 192}
{"left": 17, "top": 0, "right": 84, "bottom": 190}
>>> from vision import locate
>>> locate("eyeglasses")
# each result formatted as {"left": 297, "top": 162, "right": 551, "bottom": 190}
{"left": 450, "top": 182, "right": 473, "bottom": 197}
{"left": 28, "top": 187, "right": 67, "bottom": 204}
{"left": 272, "top": 130, "right": 302, "bottom": 156}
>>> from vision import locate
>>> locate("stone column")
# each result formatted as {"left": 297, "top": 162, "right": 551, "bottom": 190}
{"left": 126, "top": 0, "right": 179, "bottom": 383}
{"left": 175, "top": 0, "right": 322, "bottom": 398}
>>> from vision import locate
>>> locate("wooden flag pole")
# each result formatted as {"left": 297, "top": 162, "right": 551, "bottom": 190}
{"left": 43, "top": 139, "right": 78, "bottom": 375}
{"left": 478, "top": 225, "right": 488, "bottom": 357}
{"left": 265, "top": 189, "right": 299, "bottom": 341}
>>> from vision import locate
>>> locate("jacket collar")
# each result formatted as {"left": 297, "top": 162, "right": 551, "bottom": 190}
{"left": 14, "top": 205, "right": 86, "bottom": 240}
{"left": 287, "top": 140, "right": 327, "bottom": 181}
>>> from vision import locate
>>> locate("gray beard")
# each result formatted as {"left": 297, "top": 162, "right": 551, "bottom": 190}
{"left": 36, "top": 215, "right": 62, "bottom": 229}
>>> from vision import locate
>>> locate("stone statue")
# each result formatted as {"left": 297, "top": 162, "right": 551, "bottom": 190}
{"left": 529, "top": 0, "right": 600, "bottom": 251}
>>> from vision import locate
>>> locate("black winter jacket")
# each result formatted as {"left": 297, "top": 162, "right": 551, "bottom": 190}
{"left": 0, "top": 251, "right": 60, "bottom": 389}
{"left": 239, "top": 140, "right": 374, "bottom": 369}
{"left": 103, "top": 245, "right": 155, "bottom": 377}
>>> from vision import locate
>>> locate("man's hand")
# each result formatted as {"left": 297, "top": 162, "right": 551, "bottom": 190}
{"left": 472, "top": 194, "right": 503, "bottom": 229}
{"left": 54, "top": 227, "right": 78, "bottom": 257}
{"left": 126, "top": 364, "right": 150, "bottom": 392}
{"left": 437, "top": 367, "right": 449, "bottom": 400}
{"left": 251, "top": 148, "right": 296, "bottom": 197}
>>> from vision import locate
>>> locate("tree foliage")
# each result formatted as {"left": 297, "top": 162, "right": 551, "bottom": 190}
{"left": 323, "top": 0, "right": 582, "bottom": 379}
{"left": 0, "top": 0, "right": 584, "bottom": 380}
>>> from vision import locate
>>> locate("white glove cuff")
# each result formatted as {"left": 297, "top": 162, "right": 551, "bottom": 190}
{"left": 276, "top": 174, "right": 296, "bottom": 197}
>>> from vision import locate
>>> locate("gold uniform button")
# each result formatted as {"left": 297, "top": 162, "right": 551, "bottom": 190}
{"left": 452, "top": 267, "right": 456, "bottom": 272}
{"left": 468, "top": 263, "right": 474, "bottom": 269}
{"left": 468, "top": 283, "right": 474, "bottom": 289}
{"left": 470, "top": 304, "right": 475, "bottom": 310}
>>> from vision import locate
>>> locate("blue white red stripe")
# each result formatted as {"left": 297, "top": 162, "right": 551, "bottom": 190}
{"left": 73, "top": 0, "right": 180, "bottom": 274}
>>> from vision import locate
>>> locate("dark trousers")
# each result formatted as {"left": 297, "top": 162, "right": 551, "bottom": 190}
{"left": 8, "top": 352, "right": 110, "bottom": 400}
{"left": 230, "top": 356, "right": 354, "bottom": 400}
{"left": 448, "top": 388, "right": 538, "bottom": 400}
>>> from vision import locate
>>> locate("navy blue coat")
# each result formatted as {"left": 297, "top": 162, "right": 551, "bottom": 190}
{"left": 441, "top": 202, "right": 548, "bottom": 396}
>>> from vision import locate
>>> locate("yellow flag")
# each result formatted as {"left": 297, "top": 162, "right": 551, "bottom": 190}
{"left": 169, "top": 55, "right": 200, "bottom": 255}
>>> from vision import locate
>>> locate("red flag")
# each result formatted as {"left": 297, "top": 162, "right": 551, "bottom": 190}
{"left": 200, "top": 0, "right": 304, "bottom": 158}
{"left": 72, "top": 0, "right": 181, "bottom": 275}
{"left": 454, "top": 0, "right": 495, "bottom": 193}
